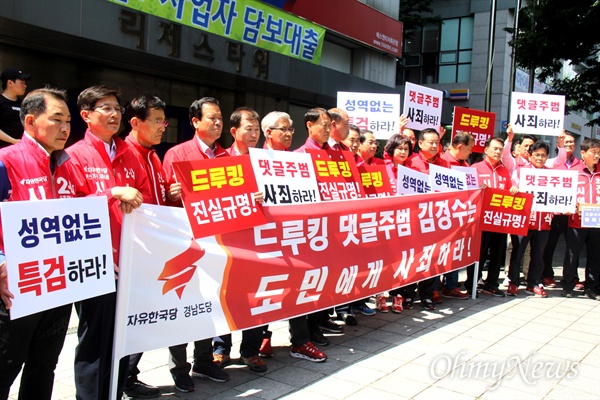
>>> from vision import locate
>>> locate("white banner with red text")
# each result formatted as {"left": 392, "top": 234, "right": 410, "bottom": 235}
{"left": 114, "top": 189, "right": 482, "bottom": 359}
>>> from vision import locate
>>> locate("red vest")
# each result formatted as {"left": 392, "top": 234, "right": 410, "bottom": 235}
{"left": 125, "top": 134, "right": 167, "bottom": 206}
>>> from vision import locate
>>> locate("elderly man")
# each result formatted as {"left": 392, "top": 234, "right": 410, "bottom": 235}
{"left": 261, "top": 111, "right": 294, "bottom": 151}
{"left": 294, "top": 107, "right": 331, "bottom": 152}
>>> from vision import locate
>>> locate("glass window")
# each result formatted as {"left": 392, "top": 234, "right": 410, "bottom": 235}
{"left": 396, "top": 16, "right": 473, "bottom": 85}
{"left": 440, "top": 19, "right": 459, "bottom": 51}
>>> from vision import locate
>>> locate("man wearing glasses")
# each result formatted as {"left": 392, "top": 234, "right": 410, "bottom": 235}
{"left": 261, "top": 111, "right": 294, "bottom": 151}
{"left": 67, "top": 85, "right": 150, "bottom": 399}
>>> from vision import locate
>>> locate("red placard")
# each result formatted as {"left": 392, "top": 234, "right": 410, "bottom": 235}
{"left": 305, "top": 149, "right": 366, "bottom": 201}
{"left": 480, "top": 188, "right": 533, "bottom": 236}
{"left": 452, "top": 106, "right": 496, "bottom": 153}
{"left": 172, "top": 155, "right": 266, "bottom": 238}
{"left": 358, "top": 164, "right": 395, "bottom": 197}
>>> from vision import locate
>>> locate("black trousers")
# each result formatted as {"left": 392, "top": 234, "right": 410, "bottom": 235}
{"left": 0, "top": 303, "right": 71, "bottom": 400}
{"left": 212, "top": 326, "right": 264, "bottom": 358}
{"left": 508, "top": 230, "right": 549, "bottom": 287}
{"left": 466, "top": 231, "right": 508, "bottom": 290}
{"left": 168, "top": 338, "right": 213, "bottom": 376}
{"left": 542, "top": 215, "right": 570, "bottom": 278}
{"left": 74, "top": 292, "right": 129, "bottom": 400}
{"left": 565, "top": 227, "right": 600, "bottom": 292}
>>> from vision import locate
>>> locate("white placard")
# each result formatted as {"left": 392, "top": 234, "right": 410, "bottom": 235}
{"left": 2, "top": 197, "right": 114, "bottom": 319}
{"left": 510, "top": 92, "right": 565, "bottom": 135}
{"left": 430, "top": 164, "right": 467, "bottom": 192}
{"left": 452, "top": 166, "right": 480, "bottom": 189}
{"left": 403, "top": 82, "right": 444, "bottom": 131}
{"left": 396, "top": 165, "right": 431, "bottom": 195}
{"left": 249, "top": 148, "right": 321, "bottom": 206}
{"left": 337, "top": 91, "right": 401, "bottom": 140}
{"left": 518, "top": 168, "right": 578, "bottom": 212}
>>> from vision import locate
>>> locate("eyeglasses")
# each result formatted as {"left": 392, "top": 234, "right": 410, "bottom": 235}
{"left": 150, "top": 119, "right": 169, "bottom": 127}
{"left": 270, "top": 126, "right": 294, "bottom": 134}
{"left": 93, "top": 105, "right": 125, "bottom": 114}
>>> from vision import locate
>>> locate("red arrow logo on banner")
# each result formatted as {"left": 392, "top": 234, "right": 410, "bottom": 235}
{"left": 158, "top": 239, "right": 205, "bottom": 298}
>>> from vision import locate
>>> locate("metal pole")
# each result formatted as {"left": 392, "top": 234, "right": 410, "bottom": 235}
{"left": 507, "top": 0, "right": 522, "bottom": 125}
{"left": 485, "top": 0, "right": 498, "bottom": 112}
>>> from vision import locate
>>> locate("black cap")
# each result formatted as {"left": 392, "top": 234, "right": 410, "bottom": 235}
{"left": 1, "top": 68, "right": 32, "bottom": 85}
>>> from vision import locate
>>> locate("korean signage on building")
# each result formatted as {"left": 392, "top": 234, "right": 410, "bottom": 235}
{"left": 108, "top": 0, "right": 326, "bottom": 64}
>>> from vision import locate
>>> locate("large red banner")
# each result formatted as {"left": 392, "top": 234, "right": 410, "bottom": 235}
{"left": 219, "top": 189, "right": 482, "bottom": 330}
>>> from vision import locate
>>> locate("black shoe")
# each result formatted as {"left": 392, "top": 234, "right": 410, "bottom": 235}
{"left": 310, "top": 329, "right": 330, "bottom": 346}
{"left": 339, "top": 312, "right": 357, "bottom": 326}
{"left": 319, "top": 318, "right": 343, "bottom": 333}
{"left": 403, "top": 297, "right": 414, "bottom": 310}
{"left": 124, "top": 378, "right": 159, "bottom": 399}
{"left": 481, "top": 286, "right": 506, "bottom": 297}
{"left": 172, "top": 373, "right": 195, "bottom": 393}
{"left": 421, "top": 298, "right": 435, "bottom": 310}
{"left": 191, "top": 361, "right": 230, "bottom": 382}
{"left": 586, "top": 289, "right": 600, "bottom": 301}
{"left": 562, "top": 290, "right": 573, "bottom": 298}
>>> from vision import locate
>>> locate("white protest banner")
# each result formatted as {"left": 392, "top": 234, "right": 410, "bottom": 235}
{"left": 430, "top": 164, "right": 467, "bottom": 192}
{"left": 396, "top": 165, "right": 431, "bottom": 195}
{"left": 403, "top": 82, "right": 443, "bottom": 131}
{"left": 337, "top": 91, "right": 401, "bottom": 140}
{"left": 114, "top": 189, "right": 483, "bottom": 360}
{"left": 452, "top": 166, "right": 480, "bottom": 190}
{"left": 510, "top": 92, "right": 565, "bottom": 135}
{"left": 249, "top": 148, "right": 320, "bottom": 206}
{"left": 1, "top": 197, "right": 114, "bottom": 319}
{"left": 518, "top": 168, "right": 578, "bottom": 212}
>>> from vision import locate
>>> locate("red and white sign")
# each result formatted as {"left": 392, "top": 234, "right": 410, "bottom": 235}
{"left": 249, "top": 148, "right": 320, "bottom": 206}
{"left": 510, "top": 92, "right": 565, "bottom": 135}
{"left": 114, "top": 189, "right": 482, "bottom": 359}
{"left": 403, "top": 82, "right": 444, "bottom": 131}
{"left": 518, "top": 168, "right": 578, "bottom": 213}
{"left": 452, "top": 106, "right": 496, "bottom": 153}
{"left": 358, "top": 164, "right": 395, "bottom": 197}
{"left": 480, "top": 188, "right": 533, "bottom": 236}
{"left": 2, "top": 197, "right": 114, "bottom": 319}
{"left": 173, "top": 155, "right": 266, "bottom": 238}
{"left": 337, "top": 91, "right": 401, "bottom": 140}
{"left": 305, "top": 149, "right": 365, "bottom": 201}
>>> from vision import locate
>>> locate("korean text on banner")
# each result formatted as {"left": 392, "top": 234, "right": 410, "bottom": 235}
{"left": 452, "top": 106, "right": 496, "bottom": 153}
{"left": 509, "top": 92, "right": 565, "bottom": 135}
{"left": 480, "top": 188, "right": 533, "bottom": 236}
{"left": 430, "top": 164, "right": 467, "bottom": 192}
{"left": 249, "top": 148, "right": 320, "bottom": 206}
{"left": 358, "top": 164, "right": 395, "bottom": 197}
{"left": 173, "top": 155, "right": 266, "bottom": 238}
{"left": 452, "top": 166, "right": 480, "bottom": 190}
{"left": 114, "top": 189, "right": 482, "bottom": 359}
{"left": 518, "top": 168, "right": 578, "bottom": 213}
{"left": 337, "top": 92, "right": 401, "bottom": 140}
{"left": 396, "top": 165, "right": 431, "bottom": 195}
{"left": 107, "top": 0, "right": 326, "bottom": 64}
{"left": 305, "top": 149, "right": 365, "bottom": 201}
{"left": 403, "top": 82, "right": 443, "bottom": 132}
{"left": 2, "top": 197, "right": 114, "bottom": 319}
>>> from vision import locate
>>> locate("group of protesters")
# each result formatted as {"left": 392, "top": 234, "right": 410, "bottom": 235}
{"left": 0, "top": 68, "right": 599, "bottom": 400}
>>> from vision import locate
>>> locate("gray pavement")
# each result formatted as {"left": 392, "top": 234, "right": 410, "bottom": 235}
{"left": 9, "top": 257, "right": 600, "bottom": 399}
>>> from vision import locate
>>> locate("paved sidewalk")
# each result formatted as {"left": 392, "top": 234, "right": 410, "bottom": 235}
{"left": 9, "top": 268, "right": 600, "bottom": 400}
